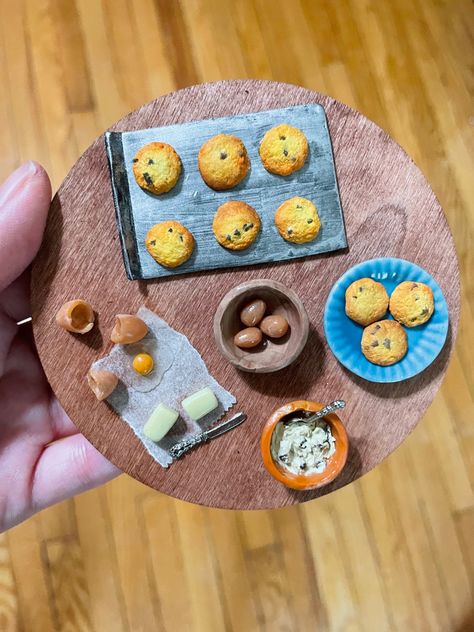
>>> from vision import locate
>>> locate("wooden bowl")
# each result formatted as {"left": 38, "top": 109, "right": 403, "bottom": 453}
{"left": 260, "top": 400, "right": 349, "bottom": 490}
{"left": 213, "top": 279, "right": 309, "bottom": 373}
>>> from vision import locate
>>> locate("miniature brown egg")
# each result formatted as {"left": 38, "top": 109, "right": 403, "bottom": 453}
{"left": 260, "top": 314, "right": 289, "bottom": 338}
{"left": 55, "top": 299, "right": 95, "bottom": 334}
{"left": 234, "top": 327, "right": 263, "bottom": 349}
{"left": 111, "top": 314, "right": 148, "bottom": 344}
{"left": 240, "top": 299, "right": 266, "bottom": 327}
{"left": 87, "top": 368, "right": 118, "bottom": 401}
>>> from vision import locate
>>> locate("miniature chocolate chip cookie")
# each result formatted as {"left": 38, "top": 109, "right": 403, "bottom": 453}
{"left": 274, "top": 196, "right": 321, "bottom": 244}
{"left": 198, "top": 134, "right": 250, "bottom": 190}
{"left": 259, "top": 124, "right": 309, "bottom": 176}
{"left": 132, "top": 142, "right": 181, "bottom": 195}
{"left": 361, "top": 320, "right": 408, "bottom": 366}
{"left": 345, "top": 278, "right": 389, "bottom": 326}
{"left": 212, "top": 201, "right": 261, "bottom": 251}
{"left": 389, "top": 281, "right": 434, "bottom": 327}
{"left": 145, "top": 221, "right": 195, "bottom": 268}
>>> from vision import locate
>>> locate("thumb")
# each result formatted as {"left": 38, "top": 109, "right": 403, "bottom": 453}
{"left": 0, "top": 161, "right": 52, "bottom": 292}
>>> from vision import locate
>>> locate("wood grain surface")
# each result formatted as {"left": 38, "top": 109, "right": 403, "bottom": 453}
{"left": 2, "top": 1, "right": 473, "bottom": 630}
{"left": 31, "top": 80, "right": 459, "bottom": 509}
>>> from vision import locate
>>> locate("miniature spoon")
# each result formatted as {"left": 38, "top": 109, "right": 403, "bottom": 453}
{"left": 297, "top": 400, "right": 346, "bottom": 425}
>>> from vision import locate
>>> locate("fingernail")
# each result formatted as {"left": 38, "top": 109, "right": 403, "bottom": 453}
{"left": 0, "top": 161, "right": 39, "bottom": 209}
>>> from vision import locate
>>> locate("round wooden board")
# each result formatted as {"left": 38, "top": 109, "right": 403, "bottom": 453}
{"left": 31, "top": 80, "right": 460, "bottom": 509}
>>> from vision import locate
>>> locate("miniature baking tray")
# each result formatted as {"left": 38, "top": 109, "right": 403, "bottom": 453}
{"left": 105, "top": 104, "right": 347, "bottom": 280}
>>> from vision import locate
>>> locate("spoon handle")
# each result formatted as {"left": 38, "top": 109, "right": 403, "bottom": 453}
{"left": 306, "top": 400, "right": 345, "bottom": 423}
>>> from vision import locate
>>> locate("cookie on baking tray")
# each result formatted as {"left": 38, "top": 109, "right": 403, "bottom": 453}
{"left": 145, "top": 221, "right": 195, "bottom": 268}
{"left": 345, "top": 278, "right": 389, "bottom": 326}
{"left": 198, "top": 134, "right": 250, "bottom": 190}
{"left": 389, "top": 281, "right": 434, "bottom": 327}
{"left": 259, "top": 124, "right": 309, "bottom": 176}
{"left": 361, "top": 319, "right": 408, "bottom": 366}
{"left": 132, "top": 142, "right": 181, "bottom": 195}
{"left": 274, "top": 196, "right": 321, "bottom": 244}
{"left": 212, "top": 201, "right": 261, "bottom": 251}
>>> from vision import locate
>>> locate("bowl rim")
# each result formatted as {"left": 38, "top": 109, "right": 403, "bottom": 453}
{"left": 213, "top": 279, "right": 310, "bottom": 373}
{"left": 260, "top": 400, "right": 349, "bottom": 490}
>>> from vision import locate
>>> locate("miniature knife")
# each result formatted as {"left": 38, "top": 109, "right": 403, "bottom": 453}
{"left": 169, "top": 412, "right": 247, "bottom": 459}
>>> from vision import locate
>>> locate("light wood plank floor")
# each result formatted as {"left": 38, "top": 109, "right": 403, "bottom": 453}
{"left": 0, "top": 1, "right": 473, "bottom": 630}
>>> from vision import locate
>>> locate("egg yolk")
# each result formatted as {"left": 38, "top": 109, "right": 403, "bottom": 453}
{"left": 132, "top": 353, "right": 154, "bottom": 376}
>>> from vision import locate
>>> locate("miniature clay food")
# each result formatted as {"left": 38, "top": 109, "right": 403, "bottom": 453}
{"left": 361, "top": 319, "right": 408, "bottom": 366}
{"left": 271, "top": 416, "right": 336, "bottom": 475}
{"left": 212, "top": 201, "right": 261, "bottom": 251}
{"left": 260, "top": 314, "right": 289, "bottom": 339}
{"left": 56, "top": 299, "right": 95, "bottom": 334}
{"left": 111, "top": 314, "right": 148, "bottom": 344}
{"left": 198, "top": 133, "right": 250, "bottom": 190}
{"left": 145, "top": 221, "right": 195, "bottom": 268}
{"left": 143, "top": 403, "right": 179, "bottom": 442}
{"left": 132, "top": 142, "right": 181, "bottom": 195}
{"left": 182, "top": 387, "right": 218, "bottom": 421}
{"left": 389, "top": 281, "right": 434, "bottom": 327}
{"left": 260, "top": 401, "right": 349, "bottom": 490}
{"left": 275, "top": 197, "right": 321, "bottom": 244}
{"left": 259, "top": 124, "right": 309, "bottom": 175}
{"left": 240, "top": 299, "right": 266, "bottom": 327}
{"left": 87, "top": 368, "right": 118, "bottom": 401}
{"left": 345, "top": 278, "right": 389, "bottom": 326}
{"left": 234, "top": 327, "right": 263, "bottom": 349}
{"left": 133, "top": 353, "right": 154, "bottom": 376}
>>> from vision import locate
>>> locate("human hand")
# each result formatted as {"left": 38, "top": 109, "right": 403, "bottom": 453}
{"left": 0, "top": 162, "right": 120, "bottom": 533}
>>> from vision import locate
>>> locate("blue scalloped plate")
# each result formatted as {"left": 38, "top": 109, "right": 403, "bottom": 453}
{"left": 324, "top": 258, "right": 449, "bottom": 383}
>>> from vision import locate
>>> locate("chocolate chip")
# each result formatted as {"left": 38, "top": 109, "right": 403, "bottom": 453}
{"left": 150, "top": 239, "right": 156, "bottom": 246}
{"left": 243, "top": 223, "right": 254, "bottom": 231}
{"left": 287, "top": 229, "right": 293, "bottom": 235}
{"left": 352, "top": 295, "right": 358, "bottom": 299}
{"left": 383, "top": 338, "right": 391, "bottom": 349}
{"left": 410, "top": 316, "right": 417, "bottom": 322}
{"left": 179, "top": 235, "right": 184, "bottom": 242}
{"left": 300, "top": 463, "right": 307, "bottom": 470}
{"left": 415, "top": 296, "right": 420, "bottom": 301}
{"left": 168, "top": 227, "right": 173, "bottom": 233}
{"left": 371, "top": 340, "right": 379, "bottom": 347}
{"left": 280, "top": 135, "right": 286, "bottom": 140}
{"left": 148, "top": 158, "right": 154, "bottom": 165}
{"left": 359, "top": 287, "right": 364, "bottom": 292}
{"left": 412, "top": 283, "right": 419, "bottom": 289}
{"left": 307, "top": 218, "right": 313, "bottom": 224}
{"left": 296, "top": 204, "right": 303, "bottom": 209}
{"left": 220, "top": 152, "right": 227, "bottom": 160}
{"left": 234, "top": 229, "right": 241, "bottom": 236}
{"left": 291, "top": 156, "right": 297, "bottom": 162}
{"left": 283, "top": 149, "right": 288, "bottom": 156}
{"left": 132, "top": 158, "right": 138, "bottom": 163}
{"left": 226, "top": 234, "right": 232, "bottom": 241}
{"left": 420, "top": 308, "right": 429, "bottom": 316}
{"left": 371, "top": 324, "right": 381, "bottom": 334}
{"left": 143, "top": 172, "right": 153, "bottom": 186}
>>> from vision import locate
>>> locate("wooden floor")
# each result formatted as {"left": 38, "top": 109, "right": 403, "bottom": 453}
{"left": 0, "top": 1, "right": 473, "bottom": 630}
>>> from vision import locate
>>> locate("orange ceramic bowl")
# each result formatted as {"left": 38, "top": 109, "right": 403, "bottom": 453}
{"left": 260, "top": 400, "right": 349, "bottom": 490}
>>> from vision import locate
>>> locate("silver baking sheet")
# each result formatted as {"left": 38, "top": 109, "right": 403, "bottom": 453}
{"left": 105, "top": 104, "right": 347, "bottom": 280}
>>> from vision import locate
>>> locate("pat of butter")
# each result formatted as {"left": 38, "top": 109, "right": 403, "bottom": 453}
{"left": 143, "top": 404, "right": 179, "bottom": 442}
{"left": 182, "top": 387, "right": 218, "bottom": 421}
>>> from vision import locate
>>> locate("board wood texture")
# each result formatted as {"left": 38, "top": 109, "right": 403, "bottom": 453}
{"left": 31, "top": 81, "right": 460, "bottom": 509}
{"left": 105, "top": 103, "right": 346, "bottom": 279}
